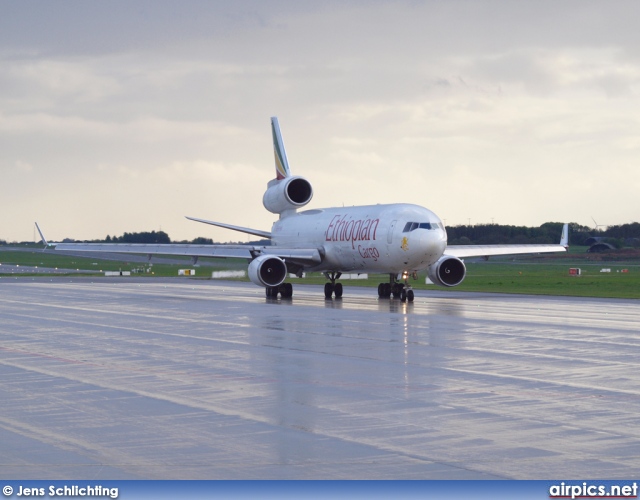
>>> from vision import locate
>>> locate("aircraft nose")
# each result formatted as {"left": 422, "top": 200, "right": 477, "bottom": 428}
{"left": 417, "top": 227, "right": 446, "bottom": 259}
{"left": 434, "top": 229, "right": 447, "bottom": 255}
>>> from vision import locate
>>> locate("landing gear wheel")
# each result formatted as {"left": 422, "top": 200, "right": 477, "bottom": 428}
{"left": 324, "top": 272, "right": 343, "bottom": 299}
{"left": 282, "top": 283, "right": 293, "bottom": 299}
{"left": 381, "top": 272, "right": 415, "bottom": 301}
{"left": 266, "top": 286, "right": 277, "bottom": 298}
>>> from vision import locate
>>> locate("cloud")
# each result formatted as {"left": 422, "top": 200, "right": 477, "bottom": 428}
{"left": 2, "top": 1, "right": 640, "bottom": 242}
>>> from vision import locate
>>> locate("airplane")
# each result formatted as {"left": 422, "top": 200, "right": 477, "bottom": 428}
{"left": 45, "top": 117, "right": 569, "bottom": 302}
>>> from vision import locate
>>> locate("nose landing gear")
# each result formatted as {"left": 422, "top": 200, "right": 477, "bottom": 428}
{"left": 265, "top": 282, "right": 293, "bottom": 299}
{"left": 378, "top": 273, "right": 415, "bottom": 302}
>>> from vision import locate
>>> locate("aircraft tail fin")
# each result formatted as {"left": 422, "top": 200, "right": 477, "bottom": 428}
{"left": 271, "top": 116, "right": 291, "bottom": 180}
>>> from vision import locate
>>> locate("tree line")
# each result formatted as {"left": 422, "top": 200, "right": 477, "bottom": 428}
{"left": 104, "top": 231, "right": 171, "bottom": 244}
{"left": 100, "top": 231, "right": 269, "bottom": 246}
{"left": 443, "top": 222, "right": 640, "bottom": 247}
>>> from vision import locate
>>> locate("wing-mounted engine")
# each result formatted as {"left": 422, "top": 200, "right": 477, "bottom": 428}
{"left": 248, "top": 254, "right": 288, "bottom": 287}
{"left": 262, "top": 176, "right": 313, "bottom": 215}
{"left": 427, "top": 255, "right": 466, "bottom": 287}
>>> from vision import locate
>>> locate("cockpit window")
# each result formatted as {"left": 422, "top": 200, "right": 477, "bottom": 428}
{"left": 402, "top": 221, "right": 441, "bottom": 232}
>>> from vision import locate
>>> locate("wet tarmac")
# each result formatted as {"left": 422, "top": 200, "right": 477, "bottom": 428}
{"left": 1, "top": 277, "right": 639, "bottom": 479}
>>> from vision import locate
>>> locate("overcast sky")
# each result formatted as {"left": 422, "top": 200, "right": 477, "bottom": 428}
{"left": 2, "top": 0, "right": 639, "bottom": 243}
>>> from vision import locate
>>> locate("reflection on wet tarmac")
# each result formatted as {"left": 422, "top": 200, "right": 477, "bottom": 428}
{"left": 2, "top": 278, "right": 640, "bottom": 479}
{"left": 324, "top": 297, "right": 343, "bottom": 309}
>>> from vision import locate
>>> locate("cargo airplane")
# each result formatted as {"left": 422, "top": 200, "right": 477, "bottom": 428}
{"left": 47, "top": 117, "right": 569, "bottom": 301}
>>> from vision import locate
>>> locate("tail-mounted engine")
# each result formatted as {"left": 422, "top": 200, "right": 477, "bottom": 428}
{"left": 263, "top": 176, "right": 313, "bottom": 214}
{"left": 427, "top": 255, "right": 466, "bottom": 287}
{"left": 248, "top": 254, "right": 288, "bottom": 287}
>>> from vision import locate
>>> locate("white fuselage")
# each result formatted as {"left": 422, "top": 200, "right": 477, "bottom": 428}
{"left": 271, "top": 203, "right": 447, "bottom": 274}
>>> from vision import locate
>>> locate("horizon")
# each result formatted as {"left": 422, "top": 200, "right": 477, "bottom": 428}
{"left": 4, "top": 220, "right": 638, "bottom": 246}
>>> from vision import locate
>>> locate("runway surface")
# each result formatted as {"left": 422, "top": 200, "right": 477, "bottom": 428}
{"left": 1, "top": 277, "right": 639, "bottom": 479}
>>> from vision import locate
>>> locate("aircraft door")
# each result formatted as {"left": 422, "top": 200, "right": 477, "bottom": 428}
{"left": 387, "top": 220, "right": 397, "bottom": 245}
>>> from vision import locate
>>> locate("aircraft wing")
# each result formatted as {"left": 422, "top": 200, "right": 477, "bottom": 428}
{"left": 444, "top": 223, "right": 569, "bottom": 259}
{"left": 53, "top": 242, "right": 323, "bottom": 265}
{"left": 260, "top": 247, "right": 323, "bottom": 265}
{"left": 444, "top": 244, "right": 567, "bottom": 259}
{"left": 54, "top": 242, "right": 256, "bottom": 259}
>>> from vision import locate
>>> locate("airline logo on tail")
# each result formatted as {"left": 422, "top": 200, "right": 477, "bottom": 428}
{"left": 271, "top": 116, "right": 291, "bottom": 180}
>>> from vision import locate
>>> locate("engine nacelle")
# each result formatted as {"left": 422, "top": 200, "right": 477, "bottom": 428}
{"left": 263, "top": 176, "right": 313, "bottom": 214}
{"left": 427, "top": 255, "right": 466, "bottom": 287}
{"left": 248, "top": 254, "right": 288, "bottom": 287}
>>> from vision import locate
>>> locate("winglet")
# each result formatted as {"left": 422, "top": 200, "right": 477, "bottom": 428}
{"left": 35, "top": 222, "right": 50, "bottom": 248}
{"left": 271, "top": 116, "right": 291, "bottom": 180}
{"left": 560, "top": 223, "right": 569, "bottom": 249}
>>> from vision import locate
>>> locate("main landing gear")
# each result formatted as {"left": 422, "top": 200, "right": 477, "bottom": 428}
{"left": 265, "top": 282, "right": 293, "bottom": 299}
{"left": 264, "top": 272, "right": 415, "bottom": 301}
{"left": 323, "top": 272, "right": 343, "bottom": 299}
{"left": 378, "top": 273, "right": 415, "bottom": 302}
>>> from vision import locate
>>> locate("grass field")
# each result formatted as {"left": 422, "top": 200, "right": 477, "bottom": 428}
{"left": 296, "top": 261, "right": 640, "bottom": 299}
{"left": 0, "top": 249, "right": 241, "bottom": 278}
{"left": 440, "top": 261, "right": 640, "bottom": 299}
{"left": 1, "top": 247, "right": 639, "bottom": 299}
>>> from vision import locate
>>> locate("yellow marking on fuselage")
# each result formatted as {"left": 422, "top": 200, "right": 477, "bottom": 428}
{"left": 401, "top": 236, "right": 409, "bottom": 251}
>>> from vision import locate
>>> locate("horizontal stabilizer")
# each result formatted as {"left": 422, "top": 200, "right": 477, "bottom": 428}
{"left": 185, "top": 216, "right": 272, "bottom": 239}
